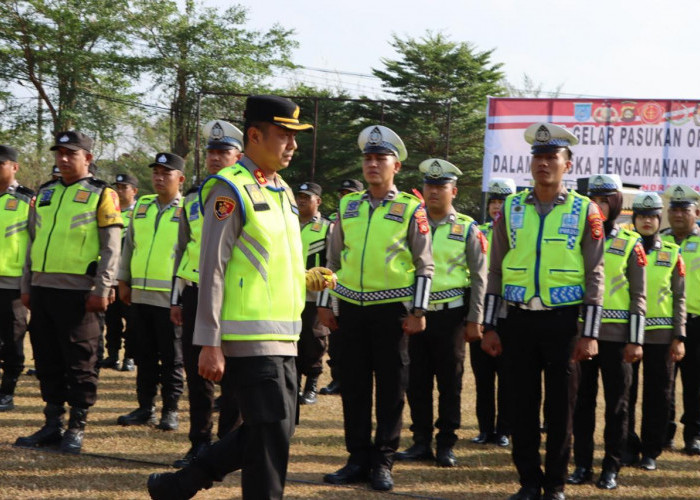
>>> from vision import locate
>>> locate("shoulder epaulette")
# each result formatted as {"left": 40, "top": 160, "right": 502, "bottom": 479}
{"left": 397, "top": 191, "right": 421, "bottom": 203}
{"left": 87, "top": 177, "right": 109, "bottom": 189}
{"left": 15, "top": 185, "right": 35, "bottom": 197}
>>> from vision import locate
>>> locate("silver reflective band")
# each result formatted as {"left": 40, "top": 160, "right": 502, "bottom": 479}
{"left": 629, "top": 313, "right": 645, "bottom": 344}
{"left": 483, "top": 294, "right": 501, "bottom": 327}
{"left": 427, "top": 295, "right": 464, "bottom": 311}
{"left": 317, "top": 288, "right": 331, "bottom": 308}
{"left": 219, "top": 319, "right": 301, "bottom": 336}
{"left": 582, "top": 304, "right": 603, "bottom": 338}
{"left": 413, "top": 276, "right": 431, "bottom": 310}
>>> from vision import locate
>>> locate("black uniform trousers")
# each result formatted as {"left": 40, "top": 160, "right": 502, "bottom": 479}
{"left": 0, "top": 288, "right": 27, "bottom": 396}
{"left": 338, "top": 300, "right": 408, "bottom": 469}
{"left": 28, "top": 287, "right": 99, "bottom": 409}
{"left": 104, "top": 289, "right": 134, "bottom": 359}
{"left": 195, "top": 355, "right": 297, "bottom": 500}
{"left": 326, "top": 328, "right": 342, "bottom": 383}
{"left": 132, "top": 303, "right": 184, "bottom": 410}
{"left": 181, "top": 285, "right": 239, "bottom": 444}
{"left": 295, "top": 301, "right": 328, "bottom": 377}
{"left": 679, "top": 315, "right": 700, "bottom": 442}
{"left": 627, "top": 343, "right": 674, "bottom": 459}
{"left": 470, "top": 335, "right": 510, "bottom": 436}
{"left": 406, "top": 306, "right": 465, "bottom": 448}
{"left": 503, "top": 306, "right": 579, "bottom": 493}
{"left": 572, "top": 340, "right": 631, "bottom": 472}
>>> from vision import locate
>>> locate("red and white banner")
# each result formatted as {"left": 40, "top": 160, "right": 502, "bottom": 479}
{"left": 483, "top": 97, "right": 700, "bottom": 192}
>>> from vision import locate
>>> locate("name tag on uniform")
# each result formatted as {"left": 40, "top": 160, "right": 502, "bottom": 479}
{"left": 384, "top": 202, "right": 406, "bottom": 223}
{"left": 311, "top": 221, "right": 322, "bottom": 232}
{"left": 510, "top": 204, "right": 524, "bottom": 229}
{"left": 685, "top": 241, "right": 698, "bottom": 252}
{"left": 606, "top": 237, "right": 627, "bottom": 256}
{"left": 189, "top": 202, "right": 200, "bottom": 221}
{"left": 448, "top": 223, "right": 466, "bottom": 241}
{"left": 559, "top": 213, "right": 579, "bottom": 236}
{"left": 135, "top": 203, "right": 149, "bottom": 218}
{"left": 172, "top": 206, "right": 183, "bottom": 222}
{"left": 38, "top": 189, "right": 54, "bottom": 207}
{"left": 656, "top": 250, "right": 672, "bottom": 267}
{"left": 244, "top": 184, "right": 270, "bottom": 211}
{"left": 4, "top": 198, "right": 18, "bottom": 211}
{"left": 343, "top": 200, "right": 361, "bottom": 219}
{"left": 73, "top": 190, "right": 91, "bottom": 203}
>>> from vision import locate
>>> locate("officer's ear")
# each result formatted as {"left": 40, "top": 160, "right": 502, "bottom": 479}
{"left": 393, "top": 160, "right": 401, "bottom": 174}
{"left": 84, "top": 152, "right": 94, "bottom": 167}
{"left": 451, "top": 184, "right": 458, "bottom": 198}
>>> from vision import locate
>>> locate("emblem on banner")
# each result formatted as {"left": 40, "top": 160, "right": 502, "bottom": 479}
{"left": 593, "top": 105, "right": 619, "bottom": 123}
{"left": 639, "top": 102, "right": 664, "bottom": 124}
{"left": 620, "top": 102, "right": 636, "bottom": 122}
{"left": 574, "top": 103, "right": 592, "bottom": 122}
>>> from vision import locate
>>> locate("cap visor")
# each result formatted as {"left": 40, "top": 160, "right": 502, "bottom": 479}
{"left": 148, "top": 162, "right": 180, "bottom": 170}
{"left": 206, "top": 144, "right": 237, "bottom": 151}
{"left": 423, "top": 177, "right": 455, "bottom": 185}
{"left": 531, "top": 145, "right": 568, "bottom": 154}
{"left": 274, "top": 121, "right": 314, "bottom": 131}
{"left": 363, "top": 145, "right": 397, "bottom": 156}
{"left": 50, "top": 144, "right": 83, "bottom": 151}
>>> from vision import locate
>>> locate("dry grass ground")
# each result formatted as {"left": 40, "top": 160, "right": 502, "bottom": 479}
{"left": 1, "top": 337, "right": 699, "bottom": 499}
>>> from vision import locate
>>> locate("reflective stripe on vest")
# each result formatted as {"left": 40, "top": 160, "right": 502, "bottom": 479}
{"left": 601, "top": 228, "right": 639, "bottom": 323}
{"left": 429, "top": 213, "right": 474, "bottom": 304}
{"left": 330, "top": 191, "right": 421, "bottom": 305}
{"left": 130, "top": 194, "right": 182, "bottom": 292}
{"left": 301, "top": 217, "right": 330, "bottom": 267}
{"left": 199, "top": 163, "right": 305, "bottom": 342}
{"left": 176, "top": 192, "right": 202, "bottom": 283}
{"left": 0, "top": 191, "right": 31, "bottom": 277}
{"left": 502, "top": 190, "right": 588, "bottom": 307}
{"left": 31, "top": 179, "right": 102, "bottom": 275}
{"left": 646, "top": 240, "right": 680, "bottom": 330}
{"left": 662, "top": 232, "right": 700, "bottom": 315}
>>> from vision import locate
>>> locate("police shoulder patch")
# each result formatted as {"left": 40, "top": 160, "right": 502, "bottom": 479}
{"left": 214, "top": 196, "right": 236, "bottom": 220}
{"left": 414, "top": 206, "right": 429, "bottom": 234}
{"left": 678, "top": 253, "right": 686, "bottom": 277}
{"left": 587, "top": 203, "right": 603, "bottom": 240}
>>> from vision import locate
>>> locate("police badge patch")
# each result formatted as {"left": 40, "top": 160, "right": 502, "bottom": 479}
{"left": 606, "top": 237, "right": 628, "bottom": 256}
{"left": 73, "top": 190, "right": 91, "bottom": 203}
{"left": 38, "top": 189, "right": 54, "bottom": 207}
{"left": 244, "top": 184, "right": 270, "bottom": 211}
{"left": 448, "top": 223, "right": 465, "bottom": 241}
{"left": 343, "top": 200, "right": 361, "bottom": 219}
{"left": 385, "top": 202, "right": 407, "bottom": 223}
{"left": 214, "top": 196, "right": 236, "bottom": 221}
{"left": 4, "top": 198, "right": 18, "bottom": 211}
{"left": 685, "top": 241, "right": 698, "bottom": 252}
{"left": 189, "top": 202, "right": 200, "bottom": 221}
{"left": 559, "top": 213, "right": 580, "bottom": 236}
{"left": 135, "top": 203, "right": 149, "bottom": 218}
{"left": 656, "top": 251, "right": 672, "bottom": 267}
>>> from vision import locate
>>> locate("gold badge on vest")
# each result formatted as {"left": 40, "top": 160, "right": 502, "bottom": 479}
{"left": 73, "top": 190, "right": 91, "bottom": 203}
{"left": 606, "top": 237, "right": 628, "bottom": 256}
{"left": 135, "top": 203, "right": 149, "bottom": 218}
{"left": 244, "top": 184, "right": 270, "bottom": 211}
{"left": 656, "top": 250, "right": 672, "bottom": 267}
{"left": 4, "top": 198, "right": 18, "bottom": 211}
{"left": 448, "top": 223, "right": 465, "bottom": 241}
{"left": 384, "top": 202, "right": 406, "bottom": 223}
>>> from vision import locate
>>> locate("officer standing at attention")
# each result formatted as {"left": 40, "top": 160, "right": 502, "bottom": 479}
{"left": 660, "top": 184, "right": 700, "bottom": 455}
{"left": 295, "top": 181, "right": 331, "bottom": 405}
{"left": 319, "top": 125, "right": 434, "bottom": 491}
{"left": 319, "top": 178, "right": 364, "bottom": 397}
{"left": 395, "top": 159, "right": 487, "bottom": 467}
{"left": 102, "top": 173, "right": 139, "bottom": 372}
{"left": 16, "top": 131, "right": 123, "bottom": 453}
{"left": 481, "top": 122, "right": 604, "bottom": 500}
{"left": 117, "top": 153, "right": 185, "bottom": 431}
{"left": 170, "top": 120, "right": 243, "bottom": 468}
{"left": 0, "top": 145, "right": 33, "bottom": 412}
{"left": 624, "top": 192, "right": 685, "bottom": 471}
{"left": 568, "top": 174, "right": 647, "bottom": 490}
{"left": 471, "top": 177, "right": 516, "bottom": 446}
{"left": 147, "top": 95, "right": 334, "bottom": 500}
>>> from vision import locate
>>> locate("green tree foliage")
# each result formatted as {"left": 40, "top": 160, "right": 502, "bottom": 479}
{"left": 372, "top": 32, "right": 505, "bottom": 216}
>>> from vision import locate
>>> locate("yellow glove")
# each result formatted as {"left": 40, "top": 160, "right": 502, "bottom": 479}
{"left": 305, "top": 267, "right": 337, "bottom": 292}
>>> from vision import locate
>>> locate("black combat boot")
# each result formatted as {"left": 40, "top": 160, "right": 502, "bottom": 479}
{"left": 117, "top": 406, "right": 157, "bottom": 426}
{"left": 148, "top": 460, "right": 214, "bottom": 500}
{"left": 15, "top": 403, "right": 65, "bottom": 447}
{"left": 300, "top": 375, "right": 319, "bottom": 405}
{"left": 61, "top": 407, "right": 88, "bottom": 454}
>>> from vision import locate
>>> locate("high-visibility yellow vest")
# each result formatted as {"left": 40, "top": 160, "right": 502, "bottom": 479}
{"left": 0, "top": 186, "right": 33, "bottom": 277}
{"left": 661, "top": 230, "right": 700, "bottom": 315}
{"left": 645, "top": 240, "right": 680, "bottom": 330}
{"left": 199, "top": 163, "right": 305, "bottom": 342}
{"left": 330, "top": 191, "right": 421, "bottom": 305}
{"left": 301, "top": 216, "right": 330, "bottom": 267}
{"left": 601, "top": 228, "right": 640, "bottom": 323}
{"left": 176, "top": 191, "right": 202, "bottom": 283}
{"left": 430, "top": 213, "right": 475, "bottom": 304}
{"left": 31, "top": 178, "right": 104, "bottom": 275}
{"left": 130, "top": 194, "right": 182, "bottom": 292}
{"left": 121, "top": 205, "right": 134, "bottom": 239}
{"left": 502, "top": 190, "right": 589, "bottom": 307}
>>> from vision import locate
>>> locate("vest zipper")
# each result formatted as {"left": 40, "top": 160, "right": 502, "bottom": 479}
{"left": 142, "top": 201, "right": 162, "bottom": 285}
{"left": 42, "top": 186, "right": 69, "bottom": 272}
{"left": 534, "top": 213, "right": 545, "bottom": 298}
{"left": 358, "top": 201, "right": 376, "bottom": 306}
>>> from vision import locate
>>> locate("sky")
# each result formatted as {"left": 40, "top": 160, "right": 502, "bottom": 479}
{"left": 206, "top": 0, "right": 700, "bottom": 100}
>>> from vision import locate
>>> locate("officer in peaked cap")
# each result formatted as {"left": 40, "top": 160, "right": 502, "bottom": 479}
{"left": 395, "top": 158, "right": 487, "bottom": 467}
{"left": 320, "top": 125, "right": 433, "bottom": 491}
{"left": 16, "top": 130, "right": 123, "bottom": 453}
{"left": 102, "top": 173, "right": 141, "bottom": 372}
{"left": 294, "top": 181, "right": 331, "bottom": 405}
{"left": 625, "top": 191, "right": 685, "bottom": 471}
{"left": 169, "top": 120, "right": 243, "bottom": 469}
{"left": 481, "top": 122, "right": 604, "bottom": 499}
{"left": 0, "top": 145, "right": 33, "bottom": 412}
{"left": 568, "top": 173, "right": 646, "bottom": 490}
{"left": 148, "top": 95, "right": 334, "bottom": 500}
{"left": 468, "top": 176, "right": 518, "bottom": 448}
{"left": 117, "top": 152, "right": 185, "bottom": 432}
{"left": 660, "top": 184, "right": 700, "bottom": 455}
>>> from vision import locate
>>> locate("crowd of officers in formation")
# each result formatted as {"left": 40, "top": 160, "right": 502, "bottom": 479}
{"left": 0, "top": 95, "right": 699, "bottom": 500}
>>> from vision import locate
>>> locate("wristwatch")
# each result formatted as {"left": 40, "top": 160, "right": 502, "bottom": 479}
{"left": 411, "top": 308, "right": 426, "bottom": 318}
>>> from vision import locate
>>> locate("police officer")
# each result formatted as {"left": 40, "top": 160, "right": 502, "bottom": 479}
{"left": 481, "top": 123, "right": 604, "bottom": 500}
{"left": 661, "top": 184, "right": 700, "bottom": 455}
{"left": 0, "top": 145, "right": 33, "bottom": 412}
{"left": 16, "top": 131, "right": 123, "bottom": 453}
{"left": 471, "top": 177, "right": 516, "bottom": 446}
{"left": 117, "top": 153, "right": 185, "bottom": 431}
{"left": 319, "top": 178, "right": 364, "bottom": 397}
{"left": 320, "top": 125, "right": 434, "bottom": 491}
{"left": 170, "top": 120, "right": 243, "bottom": 468}
{"left": 625, "top": 191, "right": 685, "bottom": 471}
{"left": 395, "top": 159, "right": 486, "bottom": 467}
{"left": 568, "top": 174, "right": 646, "bottom": 490}
{"left": 147, "top": 95, "right": 333, "bottom": 500}
{"left": 295, "top": 181, "right": 331, "bottom": 405}
{"left": 102, "top": 173, "right": 139, "bottom": 371}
